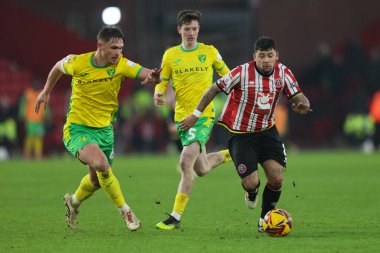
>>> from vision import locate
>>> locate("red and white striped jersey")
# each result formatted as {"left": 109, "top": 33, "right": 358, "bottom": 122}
{"left": 216, "top": 61, "right": 301, "bottom": 133}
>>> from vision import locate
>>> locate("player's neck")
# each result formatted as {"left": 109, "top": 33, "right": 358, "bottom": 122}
{"left": 181, "top": 42, "right": 197, "bottom": 50}
{"left": 93, "top": 51, "right": 109, "bottom": 67}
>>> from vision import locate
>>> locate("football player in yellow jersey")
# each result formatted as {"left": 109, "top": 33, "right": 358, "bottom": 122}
{"left": 154, "top": 9, "right": 232, "bottom": 230}
{"left": 34, "top": 26, "right": 160, "bottom": 231}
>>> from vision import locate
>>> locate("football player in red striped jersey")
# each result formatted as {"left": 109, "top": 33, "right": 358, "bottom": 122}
{"left": 180, "top": 36, "right": 311, "bottom": 232}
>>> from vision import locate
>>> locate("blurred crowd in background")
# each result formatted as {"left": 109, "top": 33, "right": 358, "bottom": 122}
{"left": 1, "top": 0, "right": 380, "bottom": 160}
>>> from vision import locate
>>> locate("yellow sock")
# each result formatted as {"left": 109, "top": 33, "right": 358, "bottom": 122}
{"left": 74, "top": 174, "right": 100, "bottom": 201}
{"left": 220, "top": 149, "right": 232, "bottom": 163}
{"left": 96, "top": 168, "right": 126, "bottom": 207}
{"left": 173, "top": 193, "right": 189, "bottom": 215}
{"left": 34, "top": 137, "right": 43, "bottom": 158}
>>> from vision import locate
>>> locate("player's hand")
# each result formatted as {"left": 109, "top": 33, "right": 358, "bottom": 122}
{"left": 292, "top": 103, "right": 312, "bottom": 115}
{"left": 34, "top": 90, "right": 50, "bottom": 113}
{"left": 179, "top": 115, "right": 198, "bottom": 130}
{"left": 153, "top": 92, "right": 166, "bottom": 106}
{"left": 141, "top": 68, "right": 162, "bottom": 85}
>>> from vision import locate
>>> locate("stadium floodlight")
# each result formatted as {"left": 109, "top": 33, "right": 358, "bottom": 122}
{"left": 102, "top": 7, "right": 121, "bottom": 25}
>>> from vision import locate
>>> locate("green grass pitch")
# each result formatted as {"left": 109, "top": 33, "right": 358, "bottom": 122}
{"left": 1, "top": 151, "right": 379, "bottom": 253}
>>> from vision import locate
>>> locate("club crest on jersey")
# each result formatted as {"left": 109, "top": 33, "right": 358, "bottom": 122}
{"left": 198, "top": 54, "right": 206, "bottom": 63}
{"left": 274, "top": 78, "right": 283, "bottom": 87}
{"left": 237, "top": 164, "right": 247, "bottom": 174}
{"left": 107, "top": 68, "right": 115, "bottom": 77}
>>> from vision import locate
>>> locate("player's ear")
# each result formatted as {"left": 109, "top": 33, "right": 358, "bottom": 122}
{"left": 276, "top": 52, "right": 279, "bottom": 61}
{"left": 253, "top": 53, "right": 256, "bottom": 61}
{"left": 97, "top": 42, "right": 103, "bottom": 50}
{"left": 177, "top": 26, "right": 181, "bottom": 34}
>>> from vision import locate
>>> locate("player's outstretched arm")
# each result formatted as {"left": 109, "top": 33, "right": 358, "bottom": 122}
{"left": 34, "top": 61, "right": 63, "bottom": 113}
{"left": 290, "top": 92, "right": 312, "bottom": 115}
{"left": 139, "top": 67, "right": 161, "bottom": 85}
{"left": 179, "top": 83, "right": 221, "bottom": 130}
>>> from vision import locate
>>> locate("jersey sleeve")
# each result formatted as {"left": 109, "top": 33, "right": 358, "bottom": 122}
{"left": 120, "top": 58, "right": 143, "bottom": 79}
{"left": 154, "top": 51, "right": 171, "bottom": 94}
{"left": 211, "top": 46, "right": 230, "bottom": 76}
{"left": 61, "top": 54, "right": 78, "bottom": 76}
{"left": 215, "top": 65, "right": 241, "bottom": 95}
{"left": 283, "top": 67, "right": 301, "bottom": 99}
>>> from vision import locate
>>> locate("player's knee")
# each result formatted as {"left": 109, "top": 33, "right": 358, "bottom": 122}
{"left": 242, "top": 177, "right": 259, "bottom": 190}
{"left": 195, "top": 169, "right": 207, "bottom": 177}
{"left": 179, "top": 154, "right": 194, "bottom": 170}
{"left": 89, "top": 156, "right": 109, "bottom": 171}
{"left": 90, "top": 174, "right": 101, "bottom": 187}
{"left": 268, "top": 176, "right": 283, "bottom": 190}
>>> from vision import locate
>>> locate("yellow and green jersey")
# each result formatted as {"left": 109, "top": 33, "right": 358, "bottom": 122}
{"left": 61, "top": 52, "right": 142, "bottom": 127}
{"left": 155, "top": 43, "right": 229, "bottom": 121}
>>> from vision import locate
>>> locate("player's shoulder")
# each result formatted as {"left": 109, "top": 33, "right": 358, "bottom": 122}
{"left": 198, "top": 42, "right": 218, "bottom": 52}
{"left": 276, "top": 62, "right": 290, "bottom": 71}
{"left": 63, "top": 51, "right": 93, "bottom": 64}
{"left": 237, "top": 61, "right": 253, "bottom": 70}
{"left": 165, "top": 45, "right": 182, "bottom": 55}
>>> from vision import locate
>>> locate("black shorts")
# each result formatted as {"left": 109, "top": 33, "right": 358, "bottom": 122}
{"left": 228, "top": 126, "right": 287, "bottom": 179}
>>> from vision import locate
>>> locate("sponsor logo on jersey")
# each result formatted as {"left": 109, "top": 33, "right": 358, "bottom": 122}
{"left": 107, "top": 68, "right": 115, "bottom": 77}
{"left": 63, "top": 55, "right": 73, "bottom": 63}
{"left": 254, "top": 92, "right": 275, "bottom": 114}
{"left": 198, "top": 54, "right": 206, "bottom": 63}
{"left": 76, "top": 77, "right": 114, "bottom": 85}
{"left": 174, "top": 66, "right": 209, "bottom": 74}
{"left": 173, "top": 59, "right": 182, "bottom": 65}
{"left": 247, "top": 81, "right": 255, "bottom": 87}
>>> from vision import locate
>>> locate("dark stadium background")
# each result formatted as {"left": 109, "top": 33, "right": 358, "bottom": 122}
{"left": 1, "top": 0, "right": 380, "bottom": 157}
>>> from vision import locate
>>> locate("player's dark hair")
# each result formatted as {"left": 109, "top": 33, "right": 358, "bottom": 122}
{"left": 97, "top": 26, "right": 125, "bottom": 43}
{"left": 254, "top": 36, "right": 277, "bottom": 52}
{"left": 177, "top": 9, "right": 201, "bottom": 26}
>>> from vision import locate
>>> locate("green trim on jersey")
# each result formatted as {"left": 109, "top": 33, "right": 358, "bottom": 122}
{"left": 180, "top": 43, "right": 199, "bottom": 52}
{"left": 135, "top": 66, "right": 143, "bottom": 79}
{"left": 90, "top": 54, "right": 108, "bottom": 68}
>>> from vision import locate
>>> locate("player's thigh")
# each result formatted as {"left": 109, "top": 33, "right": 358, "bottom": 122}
{"left": 262, "top": 159, "right": 284, "bottom": 182}
{"left": 63, "top": 123, "right": 113, "bottom": 167}
{"left": 257, "top": 127, "right": 287, "bottom": 169}
{"left": 180, "top": 141, "right": 201, "bottom": 170}
{"left": 228, "top": 134, "right": 258, "bottom": 179}
{"left": 79, "top": 143, "right": 108, "bottom": 167}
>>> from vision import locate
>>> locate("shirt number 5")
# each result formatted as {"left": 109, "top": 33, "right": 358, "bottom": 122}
{"left": 187, "top": 128, "right": 196, "bottom": 141}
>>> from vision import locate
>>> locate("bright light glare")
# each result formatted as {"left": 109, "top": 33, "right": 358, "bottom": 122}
{"left": 102, "top": 7, "right": 121, "bottom": 25}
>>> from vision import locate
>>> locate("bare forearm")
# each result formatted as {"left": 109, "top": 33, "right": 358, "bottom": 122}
{"left": 43, "top": 61, "right": 63, "bottom": 94}
{"left": 290, "top": 92, "right": 311, "bottom": 114}
{"left": 197, "top": 84, "right": 221, "bottom": 112}
{"left": 290, "top": 93, "right": 310, "bottom": 107}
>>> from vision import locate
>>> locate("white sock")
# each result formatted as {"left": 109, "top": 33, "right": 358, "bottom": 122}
{"left": 118, "top": 203, "right": 130, "bottom": 213}
{"left": 71, "top": 194, "right": 82, "bottom": 207}
{"left": 170, "top": 212, "right": 181, "bottom": 221}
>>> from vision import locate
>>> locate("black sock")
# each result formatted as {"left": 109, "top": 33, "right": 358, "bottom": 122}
{"left": 261, "top": 184, "right": 281, "bottom": 218}
{"left": 242, "top": 181, "right": 260, "bottom": 201}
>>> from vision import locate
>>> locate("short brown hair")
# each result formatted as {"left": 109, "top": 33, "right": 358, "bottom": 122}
{"left": 97, "top": 26, "right": 125, "bottom": 43}
{"left": 177, "top": 9, "right": 201, "bottom": 27}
